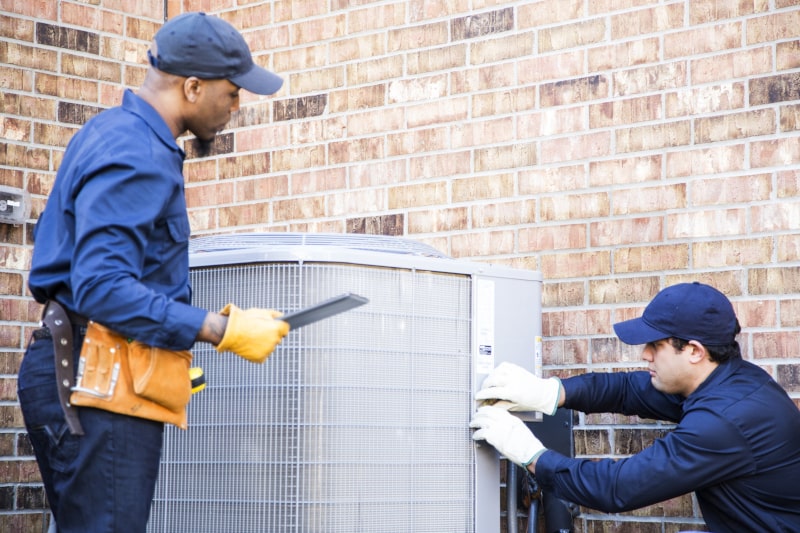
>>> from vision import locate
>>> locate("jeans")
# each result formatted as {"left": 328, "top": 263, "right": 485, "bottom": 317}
{"left": 18, "top": 331, "right": 164, "bottom": 533}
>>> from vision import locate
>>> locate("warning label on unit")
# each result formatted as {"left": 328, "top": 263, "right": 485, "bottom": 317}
{"left": 475, "top": 278, "right": 495, "bottom": 374}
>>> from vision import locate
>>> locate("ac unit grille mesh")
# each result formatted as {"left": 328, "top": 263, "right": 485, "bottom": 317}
{"left": 148, "top": 262, "right": 475, "bottom": 533}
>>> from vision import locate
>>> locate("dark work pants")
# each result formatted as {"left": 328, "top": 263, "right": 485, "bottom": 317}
{"left": 18, "top": 332, "right": 164, "bottom": 533}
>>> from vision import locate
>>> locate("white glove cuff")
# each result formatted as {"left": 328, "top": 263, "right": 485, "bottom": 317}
{"left": 542, "top": 377, "right": 563, "bottom": 416}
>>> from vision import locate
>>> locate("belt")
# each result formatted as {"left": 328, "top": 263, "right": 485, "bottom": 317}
{"left": 41, "top": 300, "right": 87, "bottom": 435}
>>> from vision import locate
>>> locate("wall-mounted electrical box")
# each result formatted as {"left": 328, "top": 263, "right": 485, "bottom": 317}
{"left": 0, "top": 185, "right": 31, "bottom": 225}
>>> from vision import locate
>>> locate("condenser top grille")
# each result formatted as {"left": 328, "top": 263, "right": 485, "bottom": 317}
{"left": 189, "top": 232, "right": 449, "bottom": 258}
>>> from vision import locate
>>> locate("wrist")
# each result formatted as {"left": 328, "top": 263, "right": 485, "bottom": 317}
{"left": 524, "top": 448, "right": 547, "bottom": 472}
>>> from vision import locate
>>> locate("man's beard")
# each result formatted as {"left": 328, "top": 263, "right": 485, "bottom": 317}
{"left": 195, "top": 137, "right": 214, "bottom": 158}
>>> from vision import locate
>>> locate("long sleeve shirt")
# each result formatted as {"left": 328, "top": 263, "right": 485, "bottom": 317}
{"left": 534, "top": 357, "right": 800, "bottom": 533}
{"left": 28, "top": 90, "right": 207, "bottom": 350}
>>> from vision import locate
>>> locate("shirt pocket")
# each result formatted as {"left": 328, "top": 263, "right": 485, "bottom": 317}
{"left": 165, "top": 214, "right": 190, "bottom": 244}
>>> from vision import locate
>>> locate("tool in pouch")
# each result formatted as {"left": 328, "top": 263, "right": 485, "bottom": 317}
{"left": 70, "top": 321, "right": 193, "bottom": 429}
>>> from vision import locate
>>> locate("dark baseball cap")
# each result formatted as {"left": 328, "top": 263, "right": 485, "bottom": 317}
{"left": 148, "top": 12, "right": 283, "bottom": 95}
{"left": 613, "top": 282, "right": 739, "bottom": 346}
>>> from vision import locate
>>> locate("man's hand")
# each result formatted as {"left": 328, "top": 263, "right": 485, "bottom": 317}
{"left": 469, "top": 405, "right": 546, "bottom": 467}
{"left": 474, "top": 362, "right": 562, "bottom": 415}
{"left": 215, "top": 304, "right": 289, "bottom": 364}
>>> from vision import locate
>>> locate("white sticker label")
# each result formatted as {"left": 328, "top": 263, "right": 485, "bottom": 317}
{"left": 475, "top": 278, "right": 495, "bottom": 374}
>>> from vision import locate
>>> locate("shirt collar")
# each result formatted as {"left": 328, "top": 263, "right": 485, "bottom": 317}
{"left": 685, "top": 356, "right": 742, "bottom": 403}
{"left": 121, "top": 89, "right": 185, "bottom": 158}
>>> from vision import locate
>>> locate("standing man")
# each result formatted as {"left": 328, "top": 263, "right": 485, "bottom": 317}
{"left": 18, "top": 13, "right": 289, "bottom": 533}
{"left": 470, "top": 282, "right": 800, "bottom": 532}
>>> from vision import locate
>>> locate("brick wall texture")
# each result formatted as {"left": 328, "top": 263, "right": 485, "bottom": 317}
{"left": 2, "top": 0, "right": 800, "bottom": 531}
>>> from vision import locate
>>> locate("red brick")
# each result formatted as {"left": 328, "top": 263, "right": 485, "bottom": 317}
{"left": 540, "top": 131, "right": 612, "bottom": 164}
{"left": 591, "top": 217, "right": 662, "bottom": 247}
{"left": 273, "top": 196, "right": 325, "bottom": 222}
{"left": 666, "top": 82, "right": 745, "bottom": 118}
{"left": 520, "top": 223, "right": 586, "bottom": 252}
{"left": 591, "top": 38, "right": 659, "bottom": 72}
{"left": 693, "top": 238, "right": 773, "bottom": 268}
{"left": 406, "top": 96, "right": 469, "bottom": 128}
{"left": 778, "top": 234, "right": 800, "bottom": 262}
{"left": 614, "top": 244, "right": 689, "bottom": 273}
{"left": 749, "top": 267, "right": 800, "bottom": 295}
{"left": 614, "top": 63, "right": 687, "bottom": 97}
{"left": 612, "top": 184, "right": 686, "bottom": 215}
{"left": 540, "top": 251, "right": 612, "bottom": 279}
{"left": 518, "top": 50, "right": 584, "bottom": 84}
{"left": 388, "top": 21, "right": 449, "bottom": 52}
{"left": 185, "top": 182, "right": 234, "bottom": 210}
{"left": 696, "top": 109, "right": 775, "bottom": 143}
{"left": 665, "top": 22, "right": 741, "bottom": 59}
{"left": 388, "top": 182, "right": 448, "bottom": 209}
{"left": 329, "top": 84, "right": 385, "bottom": 113}
{"left": 747, "top": 10, "right": 800, "bottom": 44}
{"left": 539, "top": 19, "right": 605, "bottom": 52}
{"left": 610, "top": 3, "right": 684, "bottom": 39}
{"left": 667, "top": 208, "right": 746, "bottom": 239}
{"left": 328, "top": 188, "right": 385, "bottom": 216}
{"left": 450, "top": 230, "right": 515, "bottom": 258}
{"left": 408, "top": 152, "right": 470, "bottom": 180}
{"left": 752, "top": 137, "right": 800, "bottom": 168}
{"left": 777, "top": 40, "right": 800, "bottom": 70}
{"left": 290, "top": 14, "right": 346, "bottom": 45}
{"left": 751, "top": 201, "right": 800, "bottom": 233}
{"left": 520, "top": 107, "right": 584, "bottom": 138}
{"left": 752, "top": 332, "right": 799, "bottom": 359}
{"left": 590, "top": 155, "right": 661, "bottom": 186}
{"left": 472, "top": 200, "right": 536, "bottom": 228}
{"left": 616, "top": 120, "right": 691, "bottom": 152}
{"left": 473, "top": 85, "right": 535, "bottom": 117}
{"left": 347, "top": 56, "right": 403, "bottom": 85}
{"left": 476, "top": 143, "right": 537, "bottom": 171}
{"left": 521, "top": 164, "right": 586, "bottom": 193}
{"left": 290, "top": 65, "right": 345, "bottom": 93}
{"left": 290, "top": 168, "right": 345, "bottom": 195}
{"left": 451, "top": 118, "right": 513, "bottom": 149}
{"left": 452, "top": 173, "right": 513, "bottom": 202}
{"left": 542, "top": 191, "right": 609, "bottom": 221}
{"left": 407, "top": 207, "right": 469, "bottom": 234}
{"left": 590, "top": 94, "right": 661, "bottom": 128}
{"left": 519, "top": 0, "right": 583, "bottom": 27}
{"left": 738, "top": 299, "right": 778, "bottom": 329}
{"left": 692, "top": 46, "right": 772, "bottom": 85}
{"left": 543, "top": 307, "right": 612, "bottom": 337}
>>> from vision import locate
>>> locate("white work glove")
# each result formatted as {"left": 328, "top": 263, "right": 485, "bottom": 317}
{"left": 469, "top": 406, "right": 546, "bottom": 467}
{"left": 474, "top": 362, "right": 562, "bottom": 415}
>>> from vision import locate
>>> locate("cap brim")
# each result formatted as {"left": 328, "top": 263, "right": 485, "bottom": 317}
{"left": 613, "top": 317, "right": 670, "bottom": 345}
{"left": 230, "top": 65, "right": 283, "bottom": 95}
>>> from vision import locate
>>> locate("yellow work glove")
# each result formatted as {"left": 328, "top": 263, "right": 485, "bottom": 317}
{"left": 215, "top": 304, "right": 290, "bottom": 364}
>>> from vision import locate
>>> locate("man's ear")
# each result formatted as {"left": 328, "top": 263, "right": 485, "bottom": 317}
{"left": 687, "top": 340, "right": 708, "bottom": 364}
{"left": 183, "top": 77, "right": 202, "bottom": 103}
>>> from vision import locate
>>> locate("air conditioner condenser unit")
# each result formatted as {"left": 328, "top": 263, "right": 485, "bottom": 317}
{"left": 147, "top": 233, "right": 543, "bottom": 533}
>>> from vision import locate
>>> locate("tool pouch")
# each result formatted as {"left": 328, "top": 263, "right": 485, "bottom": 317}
{"left": 70, "top": 321, "right": 192, "bottom": 429}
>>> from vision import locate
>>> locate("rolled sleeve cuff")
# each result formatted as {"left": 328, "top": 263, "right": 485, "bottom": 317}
{"left": 159, "top": 302, "right": 207, "bottom": 350}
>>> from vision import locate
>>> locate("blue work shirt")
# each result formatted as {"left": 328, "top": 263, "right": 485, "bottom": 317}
{"left": 535, "top": 357, "right": 800, "bottom": 533}
{"left": 28, "top": 90, "right": 207, "bottom": 350}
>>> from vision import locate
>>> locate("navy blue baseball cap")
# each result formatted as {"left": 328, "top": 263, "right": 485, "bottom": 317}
{"left": 148, "top": 12, "right": 283, "bottom": 95}
{"left": 613, "top": 282, "right": 739, "bottom": 346}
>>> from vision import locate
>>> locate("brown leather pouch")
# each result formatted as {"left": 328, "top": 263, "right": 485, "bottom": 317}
{"left": 69, "top": 321, "right": 192, "bottom": 429}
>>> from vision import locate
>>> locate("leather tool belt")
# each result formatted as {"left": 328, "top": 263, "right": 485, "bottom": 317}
{"left": 42, "top": 300, "right": 87, "bottom": 435}
{"left": 70, "top": 321, "right": 193, "bottom": 429}
{"left": 43, "top": 301, "right": 194, "bottom": 431}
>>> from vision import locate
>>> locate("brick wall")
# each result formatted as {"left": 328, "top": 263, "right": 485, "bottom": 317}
{"left": 2, "top": 1, "right": 800, "bottom": 531}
